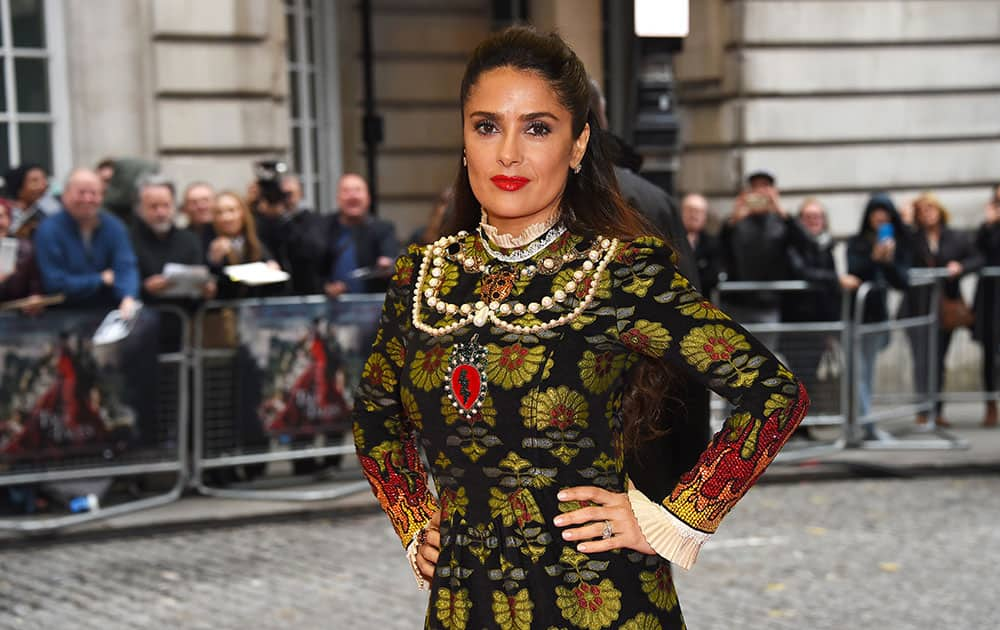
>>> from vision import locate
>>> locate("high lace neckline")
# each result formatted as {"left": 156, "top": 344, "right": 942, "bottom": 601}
{"left": 480, "top": 209, "right": 561, "bottom": 249}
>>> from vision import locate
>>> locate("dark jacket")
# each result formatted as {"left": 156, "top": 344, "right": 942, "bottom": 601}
{"left": 846, "top": 194, "right": 911, "bottom": 324}
{"left": 972, "top": 220, "right": 1000, "bottom": 342}
{"left": 0, "top": 238, "right": 43, "bottom": 302}
{"left": 256, "top": 208, "right": 330, "bottom": 296}
{"left": 901, "top": 226, "right": 983, "bottom": 318}
{"left": 719, "top": 212, "right": 795, "bottom": 307}
{"left": 130, "top": 221, "right": 206, "bottom": 304}
{"left": 327, "top": 213, "right": 400, "bottom": 294}
{"left": 689, "top": 231, "right": 721, "bottom": 296}
{"left": 208, "top": 239, "right": 280, "bottom": 301}
{"left": 784, "top": 225, "right": 841, "bottom": 322}
{"left": 613, "top": 166, "right": 701, "bottom": 291}
{"left": 33, "top": 209, "right": 140, "bottom": 308}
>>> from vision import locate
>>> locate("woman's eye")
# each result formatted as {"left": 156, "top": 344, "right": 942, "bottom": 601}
{"left": 474, "top": 120, "right": 499, "bottom": 135}
{"left": 526, "top": 121, "right": 551, "bottom": 136}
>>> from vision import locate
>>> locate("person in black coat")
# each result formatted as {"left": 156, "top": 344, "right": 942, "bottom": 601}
{"left": 680, "top": 193, "right": 721, "bottom": 295}
{"left": 846, "top": 193, "right": 912, "bottom": 439}
{"left": 902, "top": 192, "right": 983, "bottom": 427}
{"left": 972, "top": 185, "right": 1000, "bottom": 427}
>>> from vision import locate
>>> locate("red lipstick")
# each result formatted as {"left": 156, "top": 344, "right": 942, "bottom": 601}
{"left": 490, "top": 175, "right": 530, "bottom": 192}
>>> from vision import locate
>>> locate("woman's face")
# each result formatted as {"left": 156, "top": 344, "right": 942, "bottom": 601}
{"left": 799, "top": 202, "right": 826, "bottom": 237}
{"left": 20, "top": 168, "right": 48, "bottom": 205}
{"left": 463, "top": 67, "right": 589, "bottom": 230}
{"left": 214, "top": 195, "right": 244, "bottom": 237}
{"left": 868, "top": 208, "right": 890, "bottom": 231}
{"left": 916, "top": 201, "right": 941, "bottom": 229}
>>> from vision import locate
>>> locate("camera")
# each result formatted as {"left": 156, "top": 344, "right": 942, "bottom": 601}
{"left": 254, "top": 159, "right": 289, "bottom": 206}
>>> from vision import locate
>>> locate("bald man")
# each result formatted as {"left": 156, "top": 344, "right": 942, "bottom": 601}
{"left": 681, "top": 193, "right": 721, "bottom": 294}
{"left": 325, "top": 173, "right": 399, "bottom": 296}
{"left": 34, "top": 168, "right": 140, "bottom": 316}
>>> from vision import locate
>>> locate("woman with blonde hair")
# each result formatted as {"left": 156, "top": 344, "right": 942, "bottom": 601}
{"left": 905, "top": 192, "right": 982, "bottom": 427}
{"left": 207, "top": 191, "right": 282, "bottom": 299}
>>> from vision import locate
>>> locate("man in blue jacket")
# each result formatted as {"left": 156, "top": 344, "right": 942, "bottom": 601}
{"left": 34, "top": 168, "right": 140, "bottom": 317}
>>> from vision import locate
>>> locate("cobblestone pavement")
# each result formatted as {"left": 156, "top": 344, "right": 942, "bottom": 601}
{"left": 1, "top": 475, "right": 997, "bottom": 629}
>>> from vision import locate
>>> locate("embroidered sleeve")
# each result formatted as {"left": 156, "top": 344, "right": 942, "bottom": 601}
{"left": 353, "top": 247, "right": 439, "bottom": 551}
{"left": 610, "top": 237, "right": 810, "bottom": 568}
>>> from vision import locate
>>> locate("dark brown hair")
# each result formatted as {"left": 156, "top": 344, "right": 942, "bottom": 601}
{"left": 448, "top": 26, "right": 675, "bottom": 449}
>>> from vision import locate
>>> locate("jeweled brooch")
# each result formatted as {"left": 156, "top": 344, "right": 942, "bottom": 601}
{"left": 445, "top": 334, "right": 488, "bottom": 419}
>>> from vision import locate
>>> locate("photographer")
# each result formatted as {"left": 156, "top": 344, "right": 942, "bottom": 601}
{"left": 251, "top": 162, "right": 329, "bottom": 296}
{"left": 718, "top": 170, "right": 798, "bottom": 346}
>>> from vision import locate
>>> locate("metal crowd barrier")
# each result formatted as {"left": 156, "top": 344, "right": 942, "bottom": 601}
{"left": 191, "top": 293, "right": 385, "bottom": 501}
{"left": 0, "top": 305, "right": 190, "bottom": 532}
{"left": 714, "top": 280, "right": 851, "bottom": 462}
{"left": 935, "top": 267, "right": 1000, "bottom": 406}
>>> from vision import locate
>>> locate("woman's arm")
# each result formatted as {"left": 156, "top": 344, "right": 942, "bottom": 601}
{"left": 609, "top": 237, "right": 809, "bottom": 568}
{"left": 353, "top": 247, "right": 439, "bottom": 552}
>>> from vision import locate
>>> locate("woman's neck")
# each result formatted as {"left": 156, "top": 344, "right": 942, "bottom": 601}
{"left": 481, "top": 207, "right": 561, "bottom": 248}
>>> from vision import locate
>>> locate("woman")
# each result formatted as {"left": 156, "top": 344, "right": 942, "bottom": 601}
{"left": 206, "top": 191, "right": 282, "bottom": 300}
{"left": 905, "top": 192, "right": 982, "bottom": 427}
{"left": 0, "top": 202, "right": 45, "bottom": 313}
{"left": 782, "top": 199, "right": 855, "bottom": 421}
{"left": 973, "top": 184, "right": 1000, "bottom": 427}
{"left": 2, "top": 164, "right": 49, "bottom": 238}
{"left": 354, "top": 27, "right": 808, "bottom": 629}
{"left": 847, "top": 194, "right": 911, "bottom": 440}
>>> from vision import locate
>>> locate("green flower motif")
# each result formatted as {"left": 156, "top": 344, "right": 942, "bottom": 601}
{"left": 486, "top": 343, "right": 547, "bottom": 390}
{"left": 621, "top": 612, "right": 664, "bottom": 630}
{"left": 677, "top": 298, "right": 730, "bottom": 320}
{"left": 555, "top": 578, "right": 622, "bottom": 630}
{"left": 435, "top": 262, "right": 461, "bottom": 296}
{"left": 385, "top": 336, "right": 406, "bottom": 367}
{"left": 578, "top": 350, "right": 626, "bottom": 394}
{"left": 520, "top": 386, "right": 589, "bottom": 432}
{"left": 492, "top": 588, "right": 534, "bottom": 629}
{"left": 435, "top": 587, "right": 472, "bottom": 630}
{"left": 409, "top": 344, "right": 451, "bottom": 391}
{"left": 619, "top": 319, "right": 672, "bottom": 358}
{"left": 362, "top": 352, "right": 396, "bottom": 392}
{"left": 640, "top": 564, "right": 678, "bottom": 611}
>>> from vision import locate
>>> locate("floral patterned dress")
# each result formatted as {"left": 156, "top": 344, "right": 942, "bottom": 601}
{"left": 353, "top": 231, "right": 809, "bottom": 629}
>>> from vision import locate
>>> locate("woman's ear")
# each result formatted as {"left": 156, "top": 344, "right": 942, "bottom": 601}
{"left": 570, "top": 122, "right": 591, "bottom": 168}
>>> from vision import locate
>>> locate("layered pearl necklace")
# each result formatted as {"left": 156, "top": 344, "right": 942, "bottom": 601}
{"left": 411, "top": 227, "right": 619, "bottom": 337}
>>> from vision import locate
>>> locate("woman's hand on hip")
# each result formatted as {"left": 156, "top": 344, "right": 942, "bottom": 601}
{"left": 415, "top": 509, "right": 442, "bottom": 582}
{"left": 553, "top": 486, "right": 655, "bottom": 555}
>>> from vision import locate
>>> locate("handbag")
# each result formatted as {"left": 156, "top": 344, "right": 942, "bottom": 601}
{"left": 816, "top": 339, "right": 843, "bottom": 382}
{"left": 939, "top": 295, "right": 974, "bottom": 331}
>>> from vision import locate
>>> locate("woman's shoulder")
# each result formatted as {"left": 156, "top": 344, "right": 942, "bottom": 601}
{"left": 612, "top": 235, "right": 679, "bottom": 268}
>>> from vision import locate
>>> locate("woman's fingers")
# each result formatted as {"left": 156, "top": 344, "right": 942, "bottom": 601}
{"left": 415, "top": 553, "right": 435, "bottom": 580}
{"left": 424, "top": 527, "right": 441, "bottom": 551}
{"left": 557, "top": 486, "right": 615, "bottom": 505}
{"left": 560, "top": 520, "right": 607, "bottom": 542}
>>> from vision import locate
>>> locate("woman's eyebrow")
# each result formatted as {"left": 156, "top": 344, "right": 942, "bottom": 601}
{"left": 466, "top": 110, "right": 560, "bottom": 121}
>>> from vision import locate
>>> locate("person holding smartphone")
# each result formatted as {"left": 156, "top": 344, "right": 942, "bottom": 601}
{"left": 846, "top": 193, "right": 912, "bottom": 441}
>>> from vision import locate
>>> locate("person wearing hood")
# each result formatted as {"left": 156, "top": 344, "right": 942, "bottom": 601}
{"left": 902, "top": 192, "right": 983, "bottom": 428}
{"left": 846, "top": 193, "right": 912, "bottom": 440}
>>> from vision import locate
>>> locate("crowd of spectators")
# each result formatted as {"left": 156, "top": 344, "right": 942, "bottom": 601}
{"left": 1, "top": 161, "right": 400, "bottom": 322}
{"left": 677, "top": 174, "right": 1000, "bottom": 433}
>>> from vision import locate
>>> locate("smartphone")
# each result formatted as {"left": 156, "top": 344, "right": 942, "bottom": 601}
{"left": 876, "top": 223, "right": 894, "bottom": 242}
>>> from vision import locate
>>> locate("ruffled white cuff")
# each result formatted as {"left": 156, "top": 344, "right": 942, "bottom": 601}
{"left": 406, "top": 535, "right": 430, "bottom": 590}
{"left": 627, "top": 485, "right": 711, "bottom": 570}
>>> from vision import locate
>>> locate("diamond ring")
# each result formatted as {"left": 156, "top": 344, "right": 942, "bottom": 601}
{"left": 601, "top": 520, "right": 613, "bottom": 540}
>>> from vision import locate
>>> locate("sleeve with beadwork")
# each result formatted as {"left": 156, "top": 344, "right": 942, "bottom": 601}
{"left": 353, "top": 247, "right": 439, "bottom": 563}
{"left": 609, "top": 237, "right": 810, "bottom": 569}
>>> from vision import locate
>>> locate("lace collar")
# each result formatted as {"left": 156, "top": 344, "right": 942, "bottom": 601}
{"left": 480, "top": 209, "right": 561, "bottom": 249}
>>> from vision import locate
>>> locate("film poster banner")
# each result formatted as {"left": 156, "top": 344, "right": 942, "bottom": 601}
{"left": 239, "top": 297, "right": 384, "bottom": 441}
{"left": 0, "top": 309, "right": 159, "bottom": 468}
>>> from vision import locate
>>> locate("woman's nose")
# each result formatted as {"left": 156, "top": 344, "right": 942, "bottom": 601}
{"left": 497, "top": 132, "right": 521, "bottom": 168}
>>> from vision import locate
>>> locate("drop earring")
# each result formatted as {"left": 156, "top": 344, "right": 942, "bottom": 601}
{"left": 462, "top": 150, "right": 467, "bottom": 167}
{"left": 572, "top": 163, "right": 582, "bottom": 174}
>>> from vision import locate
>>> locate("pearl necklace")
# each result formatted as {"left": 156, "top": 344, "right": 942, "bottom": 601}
{"left": 411, "top": 232, "right": 619, "bottom": 337}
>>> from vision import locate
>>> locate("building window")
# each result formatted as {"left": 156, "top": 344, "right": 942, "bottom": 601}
{"left": 284, "top": 0, "right": 325, "bottom": 211}
{"left": 0, "top": 0, "right": 55, "bottom": 175}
